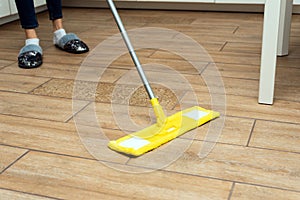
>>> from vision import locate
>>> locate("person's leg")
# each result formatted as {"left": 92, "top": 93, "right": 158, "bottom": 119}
{"left": 46, "top": 0, "right": 89, "bottom": 53}
{"left": 15, "top": 0, "right": 38, "bottom": 29}
{"left": 25, "top": 29, "right": 38, "bottom": 39}
{"left": 15, "top": 0, "right": 43, "bottom": 68}
{"left": 46, "top": 0, "right": 64, "bottom": 31}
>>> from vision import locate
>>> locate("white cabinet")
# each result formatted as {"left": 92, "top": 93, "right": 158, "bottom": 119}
{"left": 4, "top": 0, "right": 47, "bottom": 16}
{"left": 215, "top": 0, "right": 265, "bottom": 4}
{"left": 0, "top": 0, "right": 10, "bottom": 18}
{"left": 9, "top": 0, "right": 47, "bottom": 14}
{"left": 34, "top": 0, "right": 47, "bottom": 7}
{"left": 9, "top": 1, "right": 18, "bottom": 15}
{"left": 0, "top": 0, "right": 47, "bottom": 25}
{"left": 138, "top": 0, "right": 214, "bottom": 2}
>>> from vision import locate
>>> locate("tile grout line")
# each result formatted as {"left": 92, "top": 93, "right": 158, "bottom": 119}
{"left": 225, "top": 114, "right": 300, "bottom": 126}
{"left": 233, "top": 26, "right": 240, "bottom": 34}
{"left": 64, "top": 101, "right": 92, "bottom": 123}
{"left": 227, "top": 182, "right": 236, "bottom": 200}
{"left": 199, "top": 62, "right": 211, "bottom": 75}
{"left": 0, "top": 113, "right": 74, "bottom": 124}
{"left": 0, "top": 188, "right": 62, "bottom": 200}
{"left": 219, "top": 41, "right": 228, "bottom": 52}
{"left": 160, "top": 169, "right": 300, "bottom": 194}
{"left": 246, "top": 119, "right": 256, "bottom": 147}
{"left": 0, "top": 61, "right": 17, "bottom": 71}
{"left": 0, "top": 143, "right": 97, "bottom": 162}
{"left": 178, "top": 137, "right": 300, "bottom": 155}
{"left": 171, "top": 90, "right": 189, "bottom": 110}
{"left": 0, "top": 150, "right": 30, "bottom": 175}
{"left": 27, "top": 77, "right": 54, "bottom": 94}
{"left": 249, "top": 146, "right": 300, "bottom": 155}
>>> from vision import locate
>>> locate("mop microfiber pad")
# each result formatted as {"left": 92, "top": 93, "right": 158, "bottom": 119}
{"left": 108, "top": 99, "right": 220, "bottom": 156}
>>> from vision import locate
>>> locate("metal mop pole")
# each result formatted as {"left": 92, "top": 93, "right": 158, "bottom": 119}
{"left": 106, "top": 0, "right": 155, "bottom": 100}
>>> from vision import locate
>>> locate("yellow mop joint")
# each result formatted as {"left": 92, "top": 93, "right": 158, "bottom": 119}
{"left": 106, "top": 0, "right": 219, "bottom": 156}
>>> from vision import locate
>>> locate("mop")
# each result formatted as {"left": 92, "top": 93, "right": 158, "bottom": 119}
{"left": 107, "top": 0, "right": 220, "bottom": 156}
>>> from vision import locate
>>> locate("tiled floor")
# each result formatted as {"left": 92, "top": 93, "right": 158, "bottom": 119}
{"left": 0, "top": 8, "right": 299, "bottom": 199}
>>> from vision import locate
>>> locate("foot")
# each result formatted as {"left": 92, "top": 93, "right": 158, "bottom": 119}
{"left": 54, "top": 29, "right": 89, "bottom": 54}
{"left": 18, "top": 39, "right": 43, "bottom": 69}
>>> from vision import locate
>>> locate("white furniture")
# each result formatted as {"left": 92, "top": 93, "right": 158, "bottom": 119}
{"left": 0, "top": 0, "right": 11, "bottom": 18}
{"left": 259, "top": 0, "right": 293, "bottom": 104}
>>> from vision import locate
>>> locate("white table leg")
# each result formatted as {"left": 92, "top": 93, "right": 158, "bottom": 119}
{"left": 277, "top": 0, "right": 293, "bottom": 56}
{"left": 259, "top": 0, "right": 282, "bottom": 105}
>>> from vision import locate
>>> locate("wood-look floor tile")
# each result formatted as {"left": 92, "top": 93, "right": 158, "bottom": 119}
{"left": 205, "top": 63, "right": 299, "bottom": 89}
{"left": 145, "top": 22, "right": 237, "bottom": 36}
{"left": 182, "top": 29, "right": 261, "bottom": 43}
{"left": 0, "top": 114, "right": 129, "bottom": 163}
{"left": 211, "top": 51, "right": 261, "bottom": 66}
{"left": 0, "top": 49, "right": 18, "bottom": 61}
{"left": 0, "top": 62, "right": 81, "bottom": 79}
{"left": 0, "top": 74, "right": 49, "bottom": 93}
{"left": 33, "top": 80, "right": 179, "bottom": 108}
{"left": 231, "top": 183, "right": 300, "bottom": 200}
{"left": 192, "top": 74, "right": 300, "bottom": 102}
{"left": 290, "top": 36, "right": 300, "bottom": 46}
{"left": 163, "top": 141, "right": 300, "bottom": 191}
{"left": 0, "top": 115, "right": 89, "bottom": 158}
{"left": 112, "top": 58, "right": 207, "bottom": 77}
{"left": 180, "top": 116, "right": 254, "bottom": 146}
{"left": 277, "top": 56, "right": 300, "bottom": 69}
{"left": 42, "top": 53, "right": 86, "bottom": 65}
{"left": 223, "top": 42, "right": 300, "bottom": 61}
{"left": 0, "top": 38, "right": 25, "bottom": 50}
{"left": 0, "top": 91, "right": 88, "bottom": 122}
{"left": 222, "top": 42, "right": 261, "bottom": 54}
{"left": 249, "top": 120, "right": 300, "bottom": 153}
{"left": 62, "top": 8, "right": 113, "bottom": 21}
{"left": 225, "top": 95, "right": 300, "bottom": 124}
{"left": 31, "top": 79, "right": 114, "bottom": 102}
{"left": 276, "top": 66, "right": 300, "bottom": 86}
{"left": 191, "top": 12, "right": 263, "bottom": 25}
{"left": 180, "top": 92, "right": 300, "bottom": 124}
{"left": 0, "top": 60, "right": 15, "bottom": 69}
{"left": 117, "top": 12, "right": 196, "bottom": 25}
{"left": 149, "top": 49, "right": 214, "bottom": 64}
{"left": 0, "top": 189, "right": 54, "bottom": 200}
{"left": 234, "top": 26, "right": 263, "bottom": 38}
{"left": 150, "top": 50, "right": 261, "bottom": 66}
{"left": 78, "top": 49, "right": 156, "bottom": 70}
{"left": 0, "top": 151, "right": 232, "bottom": 200}
{"left": 176, "top": 90, "right": 215, "bottom": 112}
{"left": 0, "top": 145, "right": 27, "bottom": 173}
{"left": 74, "top": 102, "right": 161, "bottom": 131}
{"left": 204, "top": 63, "right": 260, "bottom": 80}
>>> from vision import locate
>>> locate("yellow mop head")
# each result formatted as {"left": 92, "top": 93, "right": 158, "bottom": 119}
{"left": 108, "top": 98, "right": 219, "bottom": 156}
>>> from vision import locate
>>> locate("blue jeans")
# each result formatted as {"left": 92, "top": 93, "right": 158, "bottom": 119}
{"left": 15, "top": 0, "right": 63, "bottom": 29}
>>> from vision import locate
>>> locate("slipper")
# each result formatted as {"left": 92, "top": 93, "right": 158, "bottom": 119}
{"left": 55, "top": 33, "right": 89, "bottom": 54}
{"left": 18, "top": 44, "right": 43, "bottom": 69}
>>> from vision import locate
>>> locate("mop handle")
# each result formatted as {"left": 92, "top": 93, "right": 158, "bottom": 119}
{"left": 106, "top": 0, "right": 155, "bottom": 99}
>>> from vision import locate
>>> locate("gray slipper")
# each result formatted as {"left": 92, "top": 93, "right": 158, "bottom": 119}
{"left": 55, "top": 33, "right": 89, "bottom": 54}
{"left": 18, "top": 44, "right": 43, "bottom": 69}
